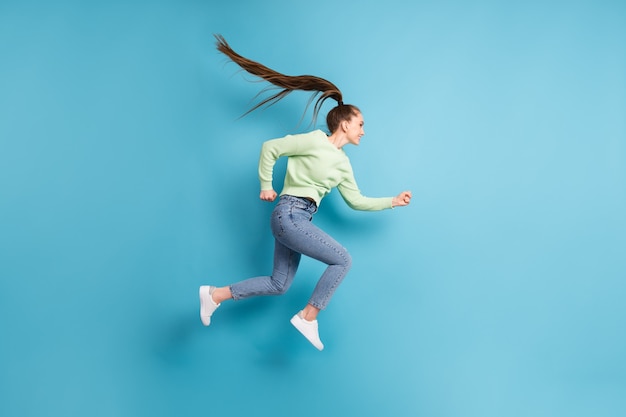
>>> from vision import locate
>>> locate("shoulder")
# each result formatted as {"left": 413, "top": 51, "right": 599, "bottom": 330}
{"left": 292, "top": 130, "right": 327, "bottom": 141}
{"left": 310, "top": 129, "right": 328, "bottom": 139}
{"left": 288, "top": 130, "right": 329, "bottom": 149}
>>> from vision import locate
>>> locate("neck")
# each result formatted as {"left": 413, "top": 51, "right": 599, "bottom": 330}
{"left": 327, "top": 132, "right": 348, "bottom": 149}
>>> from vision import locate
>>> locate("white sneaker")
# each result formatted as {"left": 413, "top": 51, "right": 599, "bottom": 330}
{"left": 199, "top": 286, "right": 220, "bottom": 326}
{"left": 290, "top": 311, "right": 324, "bottom": 351}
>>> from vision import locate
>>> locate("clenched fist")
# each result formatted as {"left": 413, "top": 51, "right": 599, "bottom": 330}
{"left": 260, "top": 189, "right": 277, "bottom": 202}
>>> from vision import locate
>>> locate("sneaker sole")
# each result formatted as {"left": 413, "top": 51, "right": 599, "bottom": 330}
{"left": 199, "top": 286, "right": 212, "bottom": 326}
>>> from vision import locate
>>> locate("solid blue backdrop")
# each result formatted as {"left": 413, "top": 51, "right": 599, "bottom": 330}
{"left": 1, "top": 1, "right": 625, "bottom": 416}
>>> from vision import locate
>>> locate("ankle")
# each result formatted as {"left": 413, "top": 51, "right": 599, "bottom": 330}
{"left": 301, "top": 307, "right": 319, "bottom": 322}
{"left": 213, "top": 287, "right": 231, "bottom": 304}
{"left": 302, "top": 313, "right": 316, "bottom": 322}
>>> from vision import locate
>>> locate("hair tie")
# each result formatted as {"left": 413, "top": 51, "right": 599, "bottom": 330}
{"left": 338, "top": 100, "right": 344, "bottom": 106}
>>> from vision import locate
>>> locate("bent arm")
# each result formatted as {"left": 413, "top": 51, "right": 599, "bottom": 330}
{"left": 258, "top": 134, "right": 301, "bottom": 191}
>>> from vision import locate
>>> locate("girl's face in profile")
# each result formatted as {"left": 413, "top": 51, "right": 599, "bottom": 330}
{"left": 345, "top": 112, "right": 365, "bottom": 146}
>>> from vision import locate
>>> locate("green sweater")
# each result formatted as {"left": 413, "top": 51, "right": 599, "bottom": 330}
{"left": 259, "top": 130, "right": 393, "bottom": 211}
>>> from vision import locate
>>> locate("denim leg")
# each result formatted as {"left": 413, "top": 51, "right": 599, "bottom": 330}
{"left": 229, "top": 239, "right": 301, "bottom": 300}
{"left": 229, "top": 195, "right": 351, "bottom": 309}
{"left": 271, "top": 197, "right": 352, "bottom": 310}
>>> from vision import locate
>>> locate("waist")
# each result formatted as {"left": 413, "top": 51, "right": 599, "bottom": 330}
{"left": 280, "top": 194, "right": 318, "bottom": 209}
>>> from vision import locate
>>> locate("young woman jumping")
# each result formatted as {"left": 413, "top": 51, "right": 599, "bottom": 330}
{"left": 200, "top": 35, "right": 411, "bottom": 350}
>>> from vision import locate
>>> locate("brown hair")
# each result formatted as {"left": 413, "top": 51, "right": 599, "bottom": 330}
{"left": 215, "top": 34, "right": 356, "bottom": 132}
{"left": 326, "top": 104, "right": 361, "bottom": 133}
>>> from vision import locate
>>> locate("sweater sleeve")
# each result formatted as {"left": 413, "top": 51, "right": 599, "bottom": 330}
{"left": 337, "top": 164, "right": 393, "bottom": 211}
{"left": 258, "top": 134, "right": 301, "bottom": 190}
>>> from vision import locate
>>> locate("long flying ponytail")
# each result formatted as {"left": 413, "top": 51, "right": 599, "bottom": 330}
{"left": 215, "top": 34, "right": 344, "bottom": 124}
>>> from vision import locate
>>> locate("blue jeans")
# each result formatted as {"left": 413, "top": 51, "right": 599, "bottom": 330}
{"left": 229, "top": 195, "right": 352, "bottom": 310}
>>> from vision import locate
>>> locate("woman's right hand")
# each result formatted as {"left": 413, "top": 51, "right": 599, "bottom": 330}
{"left": 260, "top": 189, "right": 277, "bottom": 202}
{"left": 392, "top": 190, "right": 412, "bottom": 207}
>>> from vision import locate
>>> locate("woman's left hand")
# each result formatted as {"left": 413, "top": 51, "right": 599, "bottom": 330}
{"left": 260, "top": 189, "right": 278, "bottom": 202}
{"left": 392, "top": 191, "right": 412, "bottom": 207}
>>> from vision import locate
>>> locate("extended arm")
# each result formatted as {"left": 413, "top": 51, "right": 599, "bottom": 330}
{"left": 337, "top": 165, "right": 411, "bottom": 211}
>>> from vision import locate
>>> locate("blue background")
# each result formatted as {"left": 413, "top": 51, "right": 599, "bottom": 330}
{"left": 1, "top": 1, "right": 625, "bottom": 416}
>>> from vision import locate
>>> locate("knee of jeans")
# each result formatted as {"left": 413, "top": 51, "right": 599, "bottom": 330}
{"left": 269, "top": 277, "right": 290, "bottom": 295}
{"left": 272, "top": 284, "right": 288, "bottom": 295}
{"left": 343, "top": 251, "right": 352, "bottom": 269}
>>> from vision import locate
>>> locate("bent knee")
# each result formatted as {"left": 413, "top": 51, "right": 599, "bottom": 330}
{"left": 268, "top": 278, "right": 290, "bottom": 295}
{"left": 271, "top": 285, "right": 289, "bottom": 295}
{"left": 342, "top": 250, "right": 352, "bottom": 269}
